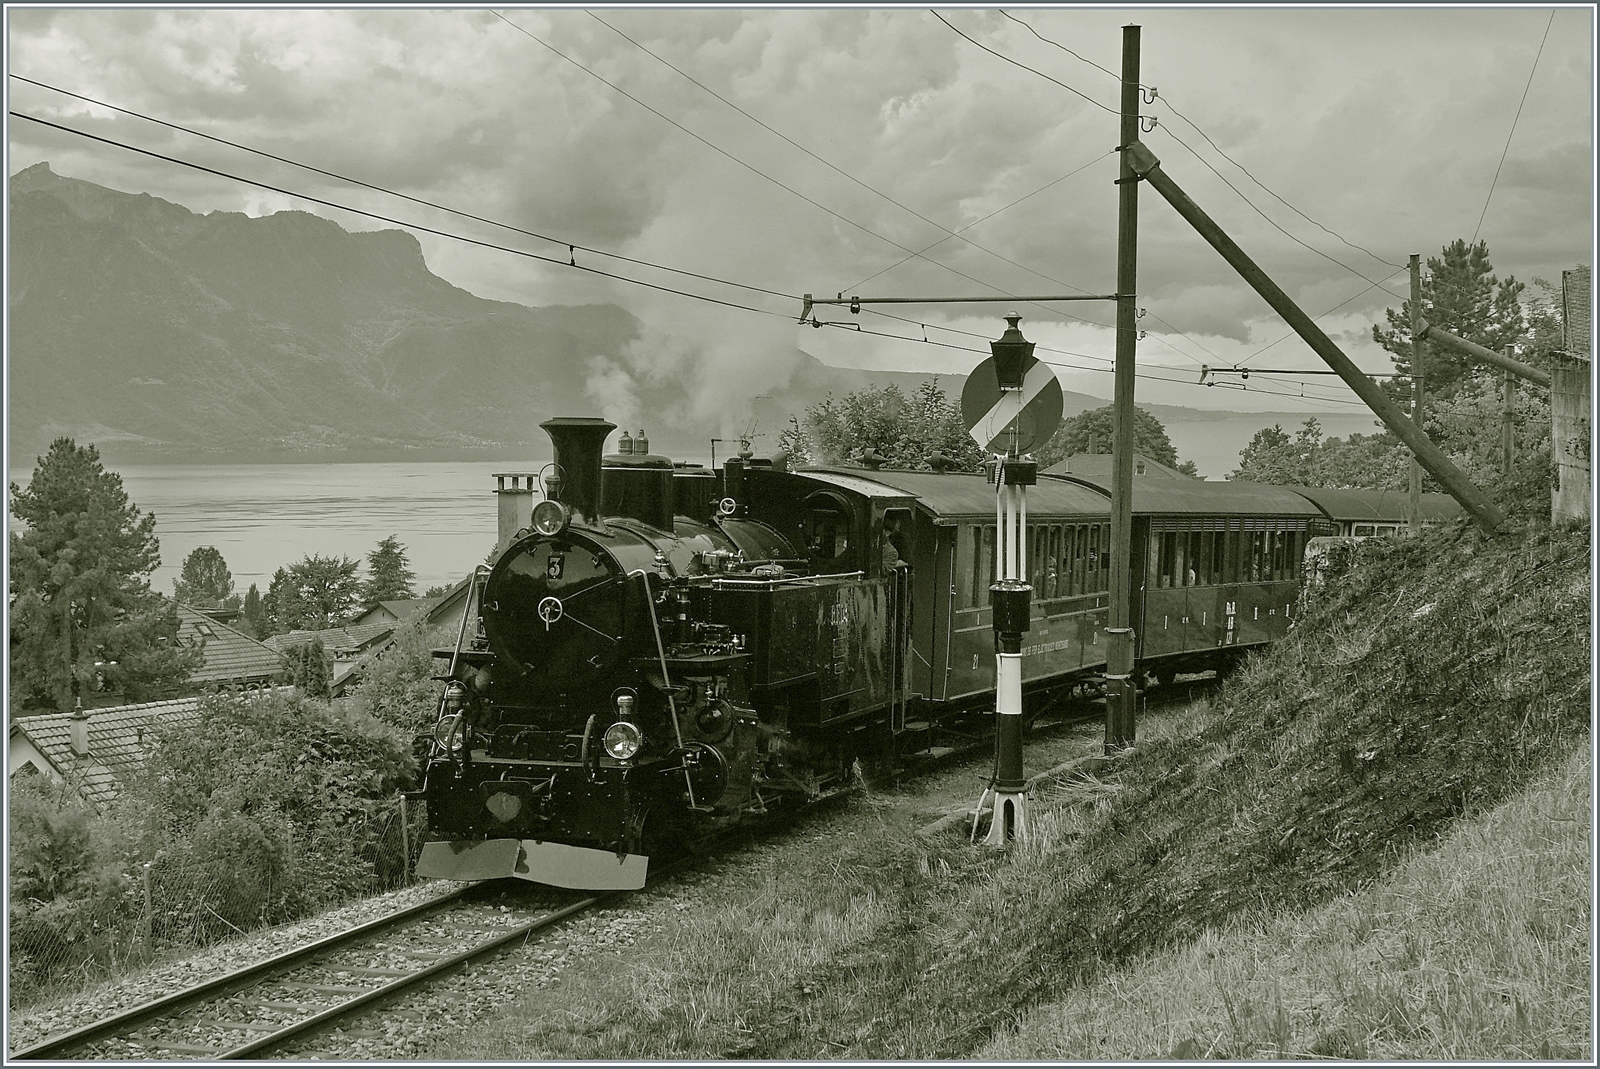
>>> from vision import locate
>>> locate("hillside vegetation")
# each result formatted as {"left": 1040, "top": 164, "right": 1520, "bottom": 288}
{"left": 433, "top": 516, "right": 1589, "bottom": 1060}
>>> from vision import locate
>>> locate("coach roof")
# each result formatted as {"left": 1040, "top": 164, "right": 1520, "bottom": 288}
{"left": 1048, "top": 473, "right": 1326, "bottom": 517}
{"left": 800, "top": 467, "right": 1111, "bottom": 521}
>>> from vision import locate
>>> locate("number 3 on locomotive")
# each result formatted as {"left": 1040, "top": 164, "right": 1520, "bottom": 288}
{"left": 547, "top": 553, "right": 565, "bottom": 580}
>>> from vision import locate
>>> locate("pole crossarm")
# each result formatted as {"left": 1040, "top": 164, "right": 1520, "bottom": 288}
{"left": 1122, "top": 140, "right": 1507, "bottom": 533}
{"left": 800, "top": 292, "right": 1118, "bottom": 321}
{"left": 1415, "top": 320, "right": 1552, "bottom": 387}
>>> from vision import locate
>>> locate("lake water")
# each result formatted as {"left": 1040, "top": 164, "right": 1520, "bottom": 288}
{"left": 8, "top": 458, "right": 551, "bottom": 598}
{"left": 8, "top": 411, "right": 1383, "bottom": 597}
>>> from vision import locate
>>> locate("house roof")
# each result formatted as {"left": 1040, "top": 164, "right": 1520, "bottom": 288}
{"left": 263, "top": 622, "right": 396, "bottom": 657}
{"left": 1042, "top": 453, "right": 1193, "bottom": 480}
{"left": 175, "top": 603, "right": 285, "bottom": 684}
{"left": 352, "top": 598, "right": 436, "bottom": 626}
{"left": 8, "top": 689, "right": 293, "bottom": 811}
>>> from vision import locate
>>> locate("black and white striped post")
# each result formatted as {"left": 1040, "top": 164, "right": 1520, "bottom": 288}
{"left": 962, "top": 314, "right": 1060, "bottom": 845}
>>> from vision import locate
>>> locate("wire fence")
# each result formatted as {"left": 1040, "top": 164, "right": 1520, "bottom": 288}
{"left": 7, "top": 793, "right": 425, "bottom": 1009}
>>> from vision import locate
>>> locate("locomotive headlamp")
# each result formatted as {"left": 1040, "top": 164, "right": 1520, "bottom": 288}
{"left": 441, "top": 680, "right": 468, "bottom": 714}
{"left": 602, "top": 721, "right": 643, "bottom": 761}
{"left": 531, "top": 499, "right": 572, "bottom": 537}
{"left": 433, "top": 713, "right": 462, "bottom": 749}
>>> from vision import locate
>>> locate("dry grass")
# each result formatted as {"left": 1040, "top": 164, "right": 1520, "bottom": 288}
{"left": 981, "top": 742, "right": 1592, "bottom": 1061}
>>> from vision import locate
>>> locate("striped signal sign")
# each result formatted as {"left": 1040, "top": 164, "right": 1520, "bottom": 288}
{"left": 961, "top": 354, "right": 1063, "bottom": 454}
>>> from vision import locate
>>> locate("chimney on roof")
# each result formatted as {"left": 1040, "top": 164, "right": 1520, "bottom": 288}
{"left": 69, "top": 699, "right": 90, "bottom": 757}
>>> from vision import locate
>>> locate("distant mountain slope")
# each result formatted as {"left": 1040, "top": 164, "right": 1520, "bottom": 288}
{"left": 8, "top": 163, "right": 1309, "bottom": 463}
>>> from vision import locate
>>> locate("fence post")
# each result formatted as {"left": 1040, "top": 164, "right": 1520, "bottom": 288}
{"left": 141, "top": 861, "right": 153, "bottom": 959}
{"left": 399, "top": 795, "right": 413, "bottom": 885}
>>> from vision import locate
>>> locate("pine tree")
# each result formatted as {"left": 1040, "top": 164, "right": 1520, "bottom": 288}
{"left": 1372, "top": 238, "right": 1527, "bottom": 403}
{"left": 361, "top": 535, "right": 417, "bottom": 605}
{"left": 8, "top": 438, "right": 201, "bottom": 710}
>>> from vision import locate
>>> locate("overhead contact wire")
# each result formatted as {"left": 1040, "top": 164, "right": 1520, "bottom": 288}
{"left": 491, "top": 10, "right": 1091, "bottom": 316}
{"left": 9, "top": 110, "right": 797, "bottom": 321}
{"left": 587, "top": 11, "right": 1115, "bottom": 304}
{"left": 9, "top": 73, "right": 796, "bottom": 305}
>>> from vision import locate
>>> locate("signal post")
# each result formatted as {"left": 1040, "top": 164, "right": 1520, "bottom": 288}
{"left": 961, "top": 313, "right": 1062, "bottom": 845}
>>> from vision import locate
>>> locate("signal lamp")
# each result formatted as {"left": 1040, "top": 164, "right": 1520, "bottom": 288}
{"left": 991, "top": 311, "right": 1035, "bottom": 391}
{"left": 441, "top": 680, "right": 468, "bottom": 713}
{"left": 532, "top": 499, "right": 571, "bottom": 537}
{"left": 602, "top": 721, "right": 643, "bottom": 761}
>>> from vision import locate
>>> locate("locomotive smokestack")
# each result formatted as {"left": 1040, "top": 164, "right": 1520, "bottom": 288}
{"left": 540, "top": 417, "right": 616, "bottom": 524}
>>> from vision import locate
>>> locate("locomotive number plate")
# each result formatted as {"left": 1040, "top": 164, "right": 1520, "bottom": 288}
{"left": 546, "top": 553, "right": 565, "bottom": 579}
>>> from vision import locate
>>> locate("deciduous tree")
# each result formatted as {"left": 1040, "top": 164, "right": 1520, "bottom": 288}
{"left": 1034, "top": 404, "right": 1198, "bottom": 474}
{"left": 173, "top": 546, "right": 237, "bottom": 609}
{"left": 780, "top": 379, "right": 984, "bottom": 470}
{"left": 8, "top": 438, "right": 200, "bottom": 710}
{"left": 262, "top": 554, "right": 361, "bottom": 634}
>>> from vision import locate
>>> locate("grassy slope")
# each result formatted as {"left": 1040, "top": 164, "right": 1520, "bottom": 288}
{"left": 429, "top": 518, "right": 1589, "bottom": 1060}
{"left": 980, "top": 742, "right": 1591, "bottom": 1060}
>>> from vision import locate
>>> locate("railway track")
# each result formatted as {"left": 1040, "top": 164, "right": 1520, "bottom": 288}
{"left": 11, "top": 882, "right": 611, "bottom": 1061}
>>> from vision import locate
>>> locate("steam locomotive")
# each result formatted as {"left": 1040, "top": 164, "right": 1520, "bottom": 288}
{"left": 413, "top": 416, "right": 1335, "bottom": 890}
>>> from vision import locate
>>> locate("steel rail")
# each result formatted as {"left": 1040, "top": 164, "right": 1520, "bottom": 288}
{"left": 10, "top": 886, "right": 470, "bottom": 1060}
{"left": 216, "top": 892, "right": 609, "bottom": 1059}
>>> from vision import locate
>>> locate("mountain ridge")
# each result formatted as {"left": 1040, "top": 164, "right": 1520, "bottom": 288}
{"left": 8, "top": 163, "right": 1322, "bottom": 463}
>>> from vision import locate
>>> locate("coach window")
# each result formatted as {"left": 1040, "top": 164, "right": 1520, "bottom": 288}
{"left": 1201, "top": 531, "right": 1218, "bottom": 586}
{"left": 1068, "top": 526, "right": 1082, "bottom": 595}
{"left": 973, "top": 524, "right": 995, "bottom": 605}
{"left": 1097, "top": 523, "right": 1111, "bottom": 592}
{"left": 1156, "top": 531, "right": 1175, "bottom": 588}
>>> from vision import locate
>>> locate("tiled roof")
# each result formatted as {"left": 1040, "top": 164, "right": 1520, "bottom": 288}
{"left": 9, "top": 689, "right": 293, "bottom": 811}
{"left": 263, "top": 622, "right": 395, "bottom": 657}
{"left": 175, "top": 603, "right": 285, "bottom": 684}
{"left": 1043, "top": 453, "right": 1192, "bottom": 479}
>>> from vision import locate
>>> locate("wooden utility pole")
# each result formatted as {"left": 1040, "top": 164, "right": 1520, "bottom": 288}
{"left": 1122, "top": 140, "right": 1506, "bottom": 532}
{"left": 1408, "top": 255, "right": 1423, "bottom": 535}
{"left": 1106, "top": 24, "right": 1141, "bottom": 753}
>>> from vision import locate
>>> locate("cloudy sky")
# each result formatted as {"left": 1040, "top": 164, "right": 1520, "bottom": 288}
{"left": 7, "top": 4, "right": 1594, "bottom": 415}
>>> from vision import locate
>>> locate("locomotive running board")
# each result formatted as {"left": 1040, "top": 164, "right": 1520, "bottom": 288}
{"left": 416, "top": 839, "right": 647, "bottom": 890}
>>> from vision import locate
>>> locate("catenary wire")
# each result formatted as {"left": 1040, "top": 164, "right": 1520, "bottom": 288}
{"left": 1239, "top": 266, "right": 1411, "bottom": 366}
{"left": 1471, "top": 9, "right": 1555, "bottom": 243}
{"left": 844, "top": 150, "right": 1117, "bottom": 293}
{"left": 15, "top": 109, "right": 1372, "bottom": 410}
{"left": 8, "top": 73, "right": 799, "bottom": 304}
{"left": 585, "top": 10, "right": 1116, "bottom": 303}
{"left": 9, "top": 110, "right": 795, "bottom": 321}
{"left": 931, "top": 9, "right": 1117, "bottom": 115}
{"left": 977, "top": 10, "right": 1415, "bottom": 375}
{"left": 1153, "top": 124, "right": 1408, "bottom": 302}
{"left": 933, "top": 10, "right": 1388, "bottom": 370}
{"left": 489, "top": 10, "right": 1103, "bottom": 321}
{"left": 581, "top": 8, "right": 1233, "bottom": 372}
{"left": 995, "top": 10, "right": 1404, "bottom": 274}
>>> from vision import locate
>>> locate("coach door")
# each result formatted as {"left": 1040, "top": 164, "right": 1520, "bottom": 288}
{"left": 882, "top": 507, "right": 913, "bottom": 733}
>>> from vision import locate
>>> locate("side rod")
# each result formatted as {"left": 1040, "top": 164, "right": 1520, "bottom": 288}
{"left": 1123, "top": 141, "right": 1506, "bottom": 533}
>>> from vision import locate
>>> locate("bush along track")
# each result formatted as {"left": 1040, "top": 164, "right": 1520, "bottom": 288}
{"left": 429, "top": 517, "right": 1588, "bottom": 1061}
